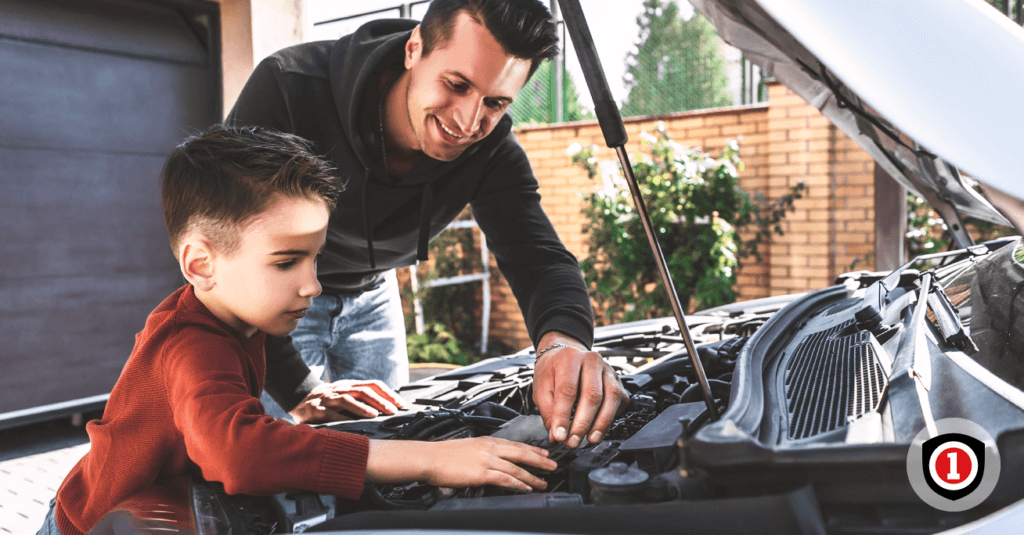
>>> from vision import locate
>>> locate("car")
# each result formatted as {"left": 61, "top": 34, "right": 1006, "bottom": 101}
{"left": 89, "top": 0, "right": 1024, "bottom": 533}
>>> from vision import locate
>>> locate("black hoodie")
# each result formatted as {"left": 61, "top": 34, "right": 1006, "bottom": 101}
{"left": 227, "top": 20, "right": 594, "bottom": 409}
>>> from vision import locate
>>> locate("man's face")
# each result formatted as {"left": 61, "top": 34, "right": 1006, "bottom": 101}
{"left": 399, "top": 12, "right": 532, "bottom": 162}
{"left": 207, "top": 196, "right": 328, "bottom": 337}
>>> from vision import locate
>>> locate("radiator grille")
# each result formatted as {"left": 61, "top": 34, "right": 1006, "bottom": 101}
{"left": 784, "top": 320, "right": 887, "bottom": 440}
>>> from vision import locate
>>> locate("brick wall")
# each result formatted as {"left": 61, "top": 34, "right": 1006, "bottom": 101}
{"left": 493, "top": 103, "right": 774, "bottom": 349}
{"left": 403, "top": 81, "right": 877, "bottom": 351}
{"left": 765, "top": 82, "right": 876, "bottom": 295}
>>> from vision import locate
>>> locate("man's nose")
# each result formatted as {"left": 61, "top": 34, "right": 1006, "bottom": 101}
{"left": 453, "top": 96, "right": 485, "bottom": 135}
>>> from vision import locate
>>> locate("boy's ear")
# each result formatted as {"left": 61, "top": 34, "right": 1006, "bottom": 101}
{"left": 179, "top": 235, "right": 216, "bottom": 292}
{"left": 405, "top": 25, "right": 423, "bottom": 69}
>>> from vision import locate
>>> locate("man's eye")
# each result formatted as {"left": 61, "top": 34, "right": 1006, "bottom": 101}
{"left": 447, "top": 80, "right": 468, "bottom": 93}
{"left": 485, "top": 99, "right": 505, "bottom": 110}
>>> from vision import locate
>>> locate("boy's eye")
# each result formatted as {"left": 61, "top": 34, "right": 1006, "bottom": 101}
{"left": 276, "top": 259, "right": 297, "bottom": 270}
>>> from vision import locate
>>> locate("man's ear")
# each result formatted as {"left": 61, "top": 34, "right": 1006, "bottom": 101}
{"left": 405, "top": 25, "right": 423, "bottom": 69}
{"left": 179, "top": 235, "right": 216, "bottom": 292}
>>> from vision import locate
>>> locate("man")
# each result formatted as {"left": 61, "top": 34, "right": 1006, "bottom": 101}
{"left": 227, "top": 0, "right": 627, "bottom": 448}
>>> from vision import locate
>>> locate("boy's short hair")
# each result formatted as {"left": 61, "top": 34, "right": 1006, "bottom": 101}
{"left": 161, "top": 125, "right": 343, "bottom": 256}
{"left": 420, "top": 0, "right": 559, "bottom": 78}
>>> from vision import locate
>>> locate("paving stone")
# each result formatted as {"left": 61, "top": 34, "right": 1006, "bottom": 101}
{"left": 0, "top": 443, "right": 89, "bottom": 535}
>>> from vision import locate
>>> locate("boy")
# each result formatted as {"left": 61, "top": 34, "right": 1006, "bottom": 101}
{"left": 39, "top": 125, "right": 556, "bottom": 535}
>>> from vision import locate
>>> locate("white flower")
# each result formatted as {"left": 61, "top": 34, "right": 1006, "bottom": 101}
{"left": 566, "top": 142, "right": 583, "bottom": 157}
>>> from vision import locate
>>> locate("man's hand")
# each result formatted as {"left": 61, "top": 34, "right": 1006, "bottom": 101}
{"left": 532, "top": 332, "right": 629, "bottom": 448}
{"left": 288, "top": 380, "right": 408, "bottom": 425}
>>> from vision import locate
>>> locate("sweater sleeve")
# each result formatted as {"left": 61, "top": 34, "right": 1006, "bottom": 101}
{"left": 470, "top": 131, "right": 595, "bottom": 348}
{"left": 162, "top": 327, "right": 368, "bottom": 498}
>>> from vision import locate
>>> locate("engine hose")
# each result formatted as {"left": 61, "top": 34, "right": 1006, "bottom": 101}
{"left": 412, "top": 417, "right": 464, "bottom": 440}
{"left": 466, "top": 401, "right": 520, "bottom": 421}
{"left": 679, "top": 379, "right": 731, "bottom": 404}
{"left": 412, "top": 415, "right": 508, "bottom": 440}
{"left": 395, "top": 412, "right": 455, "bottom": 439}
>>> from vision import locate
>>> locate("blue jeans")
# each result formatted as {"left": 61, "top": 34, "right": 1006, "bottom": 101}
{"left": 36, "top": 498, "right": 62, "bottom": 535}
{"left": 260, "top": 270, "right": 409, "bottom": 419}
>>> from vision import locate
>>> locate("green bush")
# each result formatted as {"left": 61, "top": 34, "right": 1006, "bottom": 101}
{"left": 406, "top": 323, "right": 468, "bottom": 366}
{"left": 571, "top": 125, "right": 804, "bottom": 324}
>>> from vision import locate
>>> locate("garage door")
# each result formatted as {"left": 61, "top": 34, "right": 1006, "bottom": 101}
{"left": 0, "top": 0, "right": 220, "bottom": 424}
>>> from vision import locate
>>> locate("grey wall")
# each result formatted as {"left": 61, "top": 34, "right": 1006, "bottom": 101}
{"left": 0, "top": 0, "right": 219, "bottom": 416}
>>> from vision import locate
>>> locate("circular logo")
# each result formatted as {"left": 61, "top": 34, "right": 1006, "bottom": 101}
{"left": 928, "top": 441, "right": 978, "bottom": 491}
{"left": 907, "top": 418, "right": 1000, "bottom": 512}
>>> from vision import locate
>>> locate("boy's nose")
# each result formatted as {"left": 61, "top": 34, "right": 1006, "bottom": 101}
{"left": 299, "top": 267, "right": 321, "bottom": 298}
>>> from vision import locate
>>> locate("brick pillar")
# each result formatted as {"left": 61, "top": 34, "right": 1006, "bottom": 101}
{"left": 766, "top": 80, "right": 875, "bottom": 294}
{"left": 211, "top": 0, "right": 304, "bottom": 118}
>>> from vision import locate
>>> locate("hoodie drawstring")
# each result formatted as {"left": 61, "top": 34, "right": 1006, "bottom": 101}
{"left": 363, "top": 169, "right": 433, "bottom": 268}
{"left": 363, "top": 169, "right": 376, "bottom": 269}
{"left": 417, "top": 182, "right": 433, "bottom": 261}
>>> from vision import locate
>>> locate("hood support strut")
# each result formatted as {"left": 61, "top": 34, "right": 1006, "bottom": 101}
{"left": 558, "top": 0, "right": 718, "bottom": 421}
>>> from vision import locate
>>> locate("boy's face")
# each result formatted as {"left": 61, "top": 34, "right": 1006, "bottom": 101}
{"left": 397, "top": 11, "right": 532, "bottom": 162}
{"left": 205, "top": 196, "right": 328, "bottom": 337}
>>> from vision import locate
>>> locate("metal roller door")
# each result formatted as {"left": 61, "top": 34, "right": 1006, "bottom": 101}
{"left": 0, "top": 0, "right": 221, "bottom": 426}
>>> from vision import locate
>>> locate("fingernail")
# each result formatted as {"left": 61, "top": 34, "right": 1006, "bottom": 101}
{"left": 554, "top": 427, "right": 568, "bottom": 441}
{"left": 589, "top": 430, "right": 603, "bottom": 443}
{"left": 567, "top": 435, "right": 581, "bottom": 448}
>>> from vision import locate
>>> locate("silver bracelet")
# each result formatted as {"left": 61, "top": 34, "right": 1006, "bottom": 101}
{"left": 535, "top": 342, "right": 570, "bottom": 359}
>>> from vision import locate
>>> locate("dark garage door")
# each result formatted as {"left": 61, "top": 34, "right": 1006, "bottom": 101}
{"left": 0, "top": 0, "right": 220, "bottom": 423}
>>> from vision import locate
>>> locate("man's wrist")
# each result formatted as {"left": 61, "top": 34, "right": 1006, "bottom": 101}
{"left": 537, "top": 331, "right": 588, "bottom": 352}
{"left": 535, "top": 342, "right": 570, "bottom": 359}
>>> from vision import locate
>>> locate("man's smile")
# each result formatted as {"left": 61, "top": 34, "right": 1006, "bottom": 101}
{"left": 434, "top": 116, "right": 468, "bottom": 142}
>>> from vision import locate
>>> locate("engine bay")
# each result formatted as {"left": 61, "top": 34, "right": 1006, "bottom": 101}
{"left": 191, "top": 239, "right": 1024, "bottom": 535}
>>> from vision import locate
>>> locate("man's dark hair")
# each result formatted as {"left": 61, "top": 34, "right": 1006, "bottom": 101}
{"left": 420, "top": 0, "right": 558, "bottom": 78}
{"left": 161, "top": 124, "right": 343, "bottom": 256}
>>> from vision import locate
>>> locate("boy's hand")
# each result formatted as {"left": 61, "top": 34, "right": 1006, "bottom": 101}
{"left": 289, "top": 380, "right": 408, "bottom": 424}
{"left": 367, "top": 437, "right": 558, "bottom": 492}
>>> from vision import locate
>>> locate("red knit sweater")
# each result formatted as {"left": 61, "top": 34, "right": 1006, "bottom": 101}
{"left": 54, "top": 285, "right": 370, "bottom": 535}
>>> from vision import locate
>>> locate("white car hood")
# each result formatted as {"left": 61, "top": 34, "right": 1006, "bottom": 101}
{"left": 691, "top": 0, "right": 1024, "bottom": 228}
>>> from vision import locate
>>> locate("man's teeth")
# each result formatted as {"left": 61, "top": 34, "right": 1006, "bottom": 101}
{"left": 439, "top": 120, "right": 463, "bottom": 138}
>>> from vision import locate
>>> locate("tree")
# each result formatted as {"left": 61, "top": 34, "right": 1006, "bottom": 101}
{"left": 508, "top": 60, "right": 594, "bottom": 126}
{"left": 621, "top": 0, "right": 732, "bottom": 117}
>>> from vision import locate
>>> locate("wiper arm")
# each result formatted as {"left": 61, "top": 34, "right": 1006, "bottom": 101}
{"left": 890, "top": 272, "right": 939, "bottom": 438}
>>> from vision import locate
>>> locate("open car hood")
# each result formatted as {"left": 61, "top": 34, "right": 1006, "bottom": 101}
{"left": 691, "top": 0, "right": 1024, "bottom": 229}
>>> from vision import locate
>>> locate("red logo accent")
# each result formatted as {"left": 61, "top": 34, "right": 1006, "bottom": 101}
{"left": 934, "top": 446, "right": 973, "bottom": 485}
